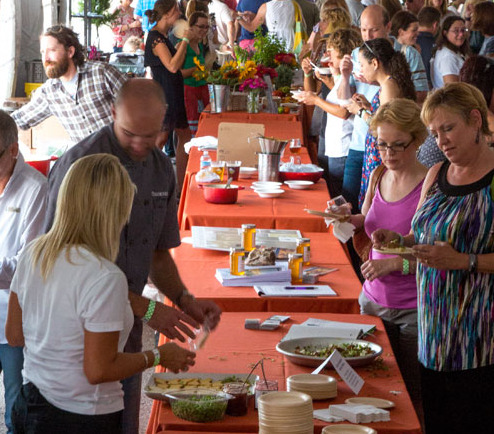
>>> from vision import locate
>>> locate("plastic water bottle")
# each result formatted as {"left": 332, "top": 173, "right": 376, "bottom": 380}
{"left": 200, "top": 151, "right": 211, "bottom": 170}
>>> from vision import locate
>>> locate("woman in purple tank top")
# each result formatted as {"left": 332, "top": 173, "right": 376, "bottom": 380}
{"left": 340, "top": 99, "right": 428, "bottom": 421}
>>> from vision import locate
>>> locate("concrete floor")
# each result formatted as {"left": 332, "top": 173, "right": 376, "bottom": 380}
{"left": 0, "top": 324, "right": 156, "bottom": 434}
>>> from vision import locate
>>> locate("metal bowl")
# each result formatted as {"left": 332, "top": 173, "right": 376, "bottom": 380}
{"left": 276, "top": 337, "right": 382, "bottom": 368}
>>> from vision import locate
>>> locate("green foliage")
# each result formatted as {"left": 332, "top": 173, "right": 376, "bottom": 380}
{"left": 234, "top": 45, "right": 253, "bottom": 64}
{"left": 274, "top": 64, "right": 294, "bottom": 89}
{"left": 252, "top": 28, "right": 286, "bottom": 68}
{"left": 77, "top": 0, "right": 119, "bottom": 28}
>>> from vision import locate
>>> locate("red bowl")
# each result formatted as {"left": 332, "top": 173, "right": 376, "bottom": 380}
{"left": 203, "top": 184, "right": 244, "bottom": 204}
{"left": 25, "top": 156, "right": 58, "bottom": 176}
{"left": 279, "top": 169, "right": 323, "bottom": 183}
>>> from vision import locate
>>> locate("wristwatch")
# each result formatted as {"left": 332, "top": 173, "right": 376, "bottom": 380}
{"left": 468, "top": 254, "right": 478, "bottom": 273}
{"left": 358, "top": 108, "right": 366, "bottom": 118}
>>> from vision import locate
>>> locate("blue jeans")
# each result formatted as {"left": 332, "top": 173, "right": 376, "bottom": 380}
{"left": 0, "top": 344, "right": 23, "bottom": 433}
{"left": 121, "top": 319, "right": 143, "bottom": 434}
{"left": 342, "top": 149, "right": 364, "bottom": 212}
{"left": 12, "top": 382, "right": 122, "bottom": 433}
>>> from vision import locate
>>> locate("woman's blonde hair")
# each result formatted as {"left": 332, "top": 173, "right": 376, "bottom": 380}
{"left": 31, "top": 154, "right": 135, "bottom": 279}
{"left": 319, "top": 0, "right": 350, "bottom": 19}
{"left": 421, "top": 82, "right": 491, "bottom": 137}
{"left": 324, "top": 7, "right": 352, "bottom": 33}
{"left": 371, "top": 98, "right": 428, "bottom": 145}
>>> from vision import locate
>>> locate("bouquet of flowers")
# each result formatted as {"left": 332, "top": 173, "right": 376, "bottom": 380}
{"left": 274, "top": 53, "right": 298, "bottom": 69}
{"left": 193, "top": 58, "right": 259, "bottom": 86}
{"left": 239, "top": 77, "right": 267, "bottom": 92}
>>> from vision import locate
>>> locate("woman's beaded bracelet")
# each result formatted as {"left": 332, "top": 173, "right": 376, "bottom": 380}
{"left": 182, "top": 37, "right": 190, "bottom": 44}
{"left": 142, "top": 300, "right": 156, "bottom": 324}
{"left": 304, "top": 71, "right": 313, "bottom": 78}
{"left": 152, "top": 348, "right": 161, "bottom": 367}
{"left": 402, "top": 258, "right": 410, "bottom": 275}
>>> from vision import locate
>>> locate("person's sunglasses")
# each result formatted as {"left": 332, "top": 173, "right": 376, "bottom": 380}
{"left": 195, "top": 25, "right": 210, "bottom": 30}
{"left": 363, "top": 40, "right": 377, "bottom": 58}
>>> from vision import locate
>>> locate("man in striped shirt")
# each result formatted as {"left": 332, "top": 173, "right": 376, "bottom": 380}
{"left": 12, "top": 25, "right": 128, "bottom": 146}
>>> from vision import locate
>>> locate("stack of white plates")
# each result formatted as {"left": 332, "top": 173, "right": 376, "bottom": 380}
{"left": 287, "top": 374, "right": 337, "bottom": 400}
{"left": 258, "top": 391, "right": 314, "bottom": 434}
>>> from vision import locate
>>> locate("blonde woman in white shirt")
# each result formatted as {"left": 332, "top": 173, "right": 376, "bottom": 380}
{"left": 6, "top": 154, "right": 195, "bottom": 434}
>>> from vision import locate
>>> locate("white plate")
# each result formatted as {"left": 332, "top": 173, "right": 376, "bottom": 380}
{"left": 322, "top": 425, "right": 377, "bottom": 434}
{"left": 373, "top": 246, "right": 414, "bottom": 256}
{"left": 345, "top": 397, "right": 395, "bottom": 409}
{"left": 252, "top": 181, "right": 282, "bottom": 189}
{"left": 257, "top": 189, "right": 285, "bottom": 198}
{"left": 276, "top": 337, "right": 383, "bottom": 368}
{"left": 284, "top": 180, "right": 314, "bottom": 190}
{"left": 144, "top": 372, "right": 258, "bottom": 401}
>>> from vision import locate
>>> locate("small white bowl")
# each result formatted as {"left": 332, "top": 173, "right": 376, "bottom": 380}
{"left": 252, "top": 181, "right": 282, "bottom": 189}
{"left": 239, "top": 167, "right": 258, "bottom": 179}
{"left": 256, "top": 189, "right": 285, "bottom": 198}
{"left": 284, "top": 180, "right": 314, "bottom": 190}
{"left": 316, "top": 67, "right": 332, "bottom": 75}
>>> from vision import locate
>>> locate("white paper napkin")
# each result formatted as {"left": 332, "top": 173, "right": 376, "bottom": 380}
{"left": 325, "top": 219, "right": 355, "bottom": 243}
{"left": 184, "top": 136, "right": 218, "bottom": 154}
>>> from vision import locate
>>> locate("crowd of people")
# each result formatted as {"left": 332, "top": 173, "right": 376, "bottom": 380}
{"left": 1, "top": 0, "right": 493, "bottom": 432}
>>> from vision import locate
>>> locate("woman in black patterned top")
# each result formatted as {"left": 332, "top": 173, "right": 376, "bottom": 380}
{"left": 145, "top": 0, "right": 198, "bottom": 191}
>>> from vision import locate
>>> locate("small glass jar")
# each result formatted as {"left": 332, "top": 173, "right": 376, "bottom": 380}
{"left": 241, "top": 224, "right": 256, "bottom": 251}
{"left": 296, "top": 238, "right": 311, "bottom": 266}
{"left": 254, "top": 380, "right": 278, "bottom": 409}
{"left": 223, "top": 382, "right": 249, "bottom": 416}
{"left": 230, "top": 248, "right": 245, "bottom": 276}
{"left": 288, "top": 253, "right": 304, "bottom": 284}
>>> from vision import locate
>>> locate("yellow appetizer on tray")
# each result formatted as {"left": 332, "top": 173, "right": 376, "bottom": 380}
{"left": 145, "top": 373, "right": 257, "bottom": 401}
{"left": 373, "top": 239, "right": 414, "bottom": 256}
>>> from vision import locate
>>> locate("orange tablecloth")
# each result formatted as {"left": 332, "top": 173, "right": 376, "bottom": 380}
{"left": 178, "top": 146, "right": 312, "bottom": 226}
{"left": 179, "top": 176, "right": 330, "bottom": 231}
{"left": 146, "top": 312, "right": 421, "bottom": 434}
{"left": 170, "top": 231, "right": 361, "bottom": 313}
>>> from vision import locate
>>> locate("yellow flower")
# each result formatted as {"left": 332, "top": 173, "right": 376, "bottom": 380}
{"left": 220, "top": 60, "right": 238, "bottom": 72}
{"left": 239, "top": 60, "right": 257, "bottom": 80}
{"left": 193, "top": 56, "right": 205, "bottom": 72}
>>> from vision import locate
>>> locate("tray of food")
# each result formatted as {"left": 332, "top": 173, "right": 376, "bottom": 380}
{"left": 276, "top": 337, "right": 382, "bottom": 368}
{"left": 145, "top": 373, "right": 259, "bottom": 401}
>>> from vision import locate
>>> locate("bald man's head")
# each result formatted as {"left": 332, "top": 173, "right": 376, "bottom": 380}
{"left": 112, "top": 79, "right": 167, "bottom": 162}
{"left": 360, "top": 5, "right": 391, "bottom": 41}
{"left": 115, "top": 78, "right": 167, "bottom": 110}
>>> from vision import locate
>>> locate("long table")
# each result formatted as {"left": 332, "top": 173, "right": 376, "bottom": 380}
{"left": 171, "top": 231, "right": 361, "bottom": 314}
{"left": 196, "top": 110, "right": 305, "bottom": 143}
{"left": 146, "top": 312, "right": 422, "bottom": 434}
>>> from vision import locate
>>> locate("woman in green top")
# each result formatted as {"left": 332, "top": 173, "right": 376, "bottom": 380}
{"left": 181, "top": 11, "right": 210, "bottom": 136}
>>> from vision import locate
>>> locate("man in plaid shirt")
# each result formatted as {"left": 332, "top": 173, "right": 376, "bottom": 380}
{"left": 12, "top": 25, "right": 128, "bottom": 146}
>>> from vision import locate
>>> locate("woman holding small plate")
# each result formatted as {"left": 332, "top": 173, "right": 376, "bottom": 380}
{"left": 336, "top": 98, "right": 428, "bottom": 418}
{"left": 373, "top": 83, "right": 494, "bottom": 434}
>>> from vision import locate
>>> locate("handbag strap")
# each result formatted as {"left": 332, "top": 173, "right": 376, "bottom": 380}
{"left": 368, "top": 164, "right": 386, "bottom": 203}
